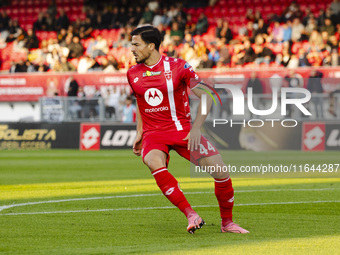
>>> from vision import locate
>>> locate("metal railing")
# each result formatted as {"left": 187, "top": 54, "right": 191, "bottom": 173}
{"left": 39, "top": 93, "right": 340, "bottom": 123}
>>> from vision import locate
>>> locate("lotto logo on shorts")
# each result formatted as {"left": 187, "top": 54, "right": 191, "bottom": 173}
{"left": 302, "top": 123, "right": 325, "bottom": 151}
{"left": 80, "top": 123, "right": 100, "bottom": 150}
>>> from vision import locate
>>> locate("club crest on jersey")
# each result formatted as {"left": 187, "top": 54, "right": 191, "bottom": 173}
{"left": 164, "top": 71, "right": 172, "bottom": 80}
{"left": 143, "top": 70, "right": 161, "bottom": 77}
{"left": 184, "top": 62, "right": 191, "bottom": 69}
{"left": 144, "top": 88, "right": 163, "bottom": 106}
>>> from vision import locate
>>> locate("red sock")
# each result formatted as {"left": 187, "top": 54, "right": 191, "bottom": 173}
{"left": 214, "top": 177, "right": 234, "bottom": 226}
{"left": 152, "top": 167, "right": 195, "bottom": 218}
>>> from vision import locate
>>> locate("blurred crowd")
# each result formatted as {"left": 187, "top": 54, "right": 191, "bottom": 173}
{"left": 0, "top": 0, "right": 340, "bottom": 73}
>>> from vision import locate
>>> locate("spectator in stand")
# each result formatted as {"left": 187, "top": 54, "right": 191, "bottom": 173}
{"left": 46, "top": 48, "right": 60, "bottom": 69}
{"left": 47, "top": 0, "right": 57, "bottom": 18}
{"left": 330, "top": 0, "right": 340, "bottom": 16}
{"left": 216, "top": 20, "right": 233, "bottom": 44}
{"left": 23, "top": 29, "right": 39, "bottom": 49}
{"left": 162, "top": 28, "right": 173, "bottom": 47}
{"left": 160, "top": 7, "right": 171, "bottom": 27}
{"left": 286, "top": 54, "right": 299, "bottom": 68}
{"left": 132, "top": 6, "right": 144, "bottom": 27}
{"left": 26, "top": 61, "right": 36, "bottom": 73}
{"left": 140, "top": 6, "right": 154, "bottom": 25}
{"left": 37, "top": 60, "right": 49, "bottom": 72}
{"left": 57, "top": 28, "right": 67, "bottom": 43}
{"left": 276, "top": 48, "right": 291, "bottom": 67}
{"left": 60, "top": 56, "right": 76, "bottom": 72}
{"left": 122, "top": 96, "right": 136, "bottom": 123}
{"left": 33, "top": 13, "right": 47, "bottom": 31}
{"left": 329, "top": 35, "right": 339, "bottom": 51}
{"left": 10, "top": 60, "right": 27, "bottom": 73}
{"left": 305, "top": 18, "right": 318, "bottom": 38}
{"left": 101, "top": 7, "right": 112, "bottom": 29}
{"left": 77, "top": 55, "right": 95, "bottom": 73}
{"left": 322, "top": 18, "right": 335, "bottom": 36}
{"left": 107, "top": 55, "right": 119, "bottom": 70}
{"left": 152, "top": 8, "right": 163, "bottom": 27}
{"left": 328, "top": 84, "right": 340, "bottom": 117}
{"left": 148, "top": 0, "right": 159, "bottom": 12}
{"left": 297, "top": 48, "right": 310, "bottom": 66}
{"left": 198, "top": 52, "right": 214, "bottom": 69}
{"left": 306, "top": 45, "right": 322, "bottom": 66}
{"left": 118, "top": 7, "right": 129, "bottom": 27}
{"left": 170, "top": 22, "right": 184, "bottom": 46}
{"left": 309, "top": 29, "right": 323, "bottom": 46}
{"left": 236, "top": 39, "right": 256, "bottom": 65}
{"left": 185, "top": 14, "right": 195, "bottom": 35}
{"left": 56, "top": 10, "right": 70, "bottom": 30}
{"left": 67, "top": 76, "right": 79, "bottom": 96}
{"left": 91, "top": 35, "right": 109, "bottom": 58}
{"left": 238, "top": 21, "right": 254, "bottom": 41}
{"left": 110, "top": 6, "right": 120, "bottom": 29}
{"left": 217, "top": 41, "right": 231, "bottom": 65}
{"left": 194, "top": 13, "right": 209, "bottom": 35}
{"left": 101, "top": 57, "right": 118, "bottom": 73}
{"left": 208, "top": 46, "right": 220, "bottom": 66}
{"left": 44, "top": 12, "right": 55, "bottom": 31}
{"left": 164, "top": 43, "right": 178, "bottom": 58}
{"left": 6, "top": 19, "right": 20, "bottom": 42}
{"left": 175, "top": 14, "right": 187, "bottom": 32}
{"left": 180, "top": 42, "right": 195, "bottom": 62}
{"left": 105, "top": 87, "right": 120, "bottom": 120}
{"left": 254, "top": 19, "right": 268, "bottom": 37}
{"left": 285, "top": 70, "right": 304, "bottom": 117}
{"left": 167, "top": 5, "right": 179, "bottom": 21}
{"left": 0, "top": 10, "right": 10, "bottom": 32}
{"left": 182, "top": 33, "right": 195, "bottom": 47}
{"left": 271, "top": 21, "right": 283, "bottom": 43}
{"left": 87, "top": 8, "right": 97, "bottom": 28}
{"left": 254, "top": 44, "right": 273, "bottom": 65}
{"left": 282, "top": 21, "right": 292, "bottom": 42}
{"left": 246, "top": 71, "right": 263, "bottom": 95}
{"left": 68, "top": 36, "right": 84, "bottom": 59}
{"left": 281, "top": 1, "right": 303, "bottom": 22}
{"left": 307, "top": 69, "right": 324, "bottom": 118}
{"left": 51, "top": 60, "right": 62, "bottom": 72}
{"left": 291, "top": 18, "right": 305, "bottom": 42}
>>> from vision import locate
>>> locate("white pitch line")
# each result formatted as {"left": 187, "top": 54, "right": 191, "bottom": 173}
{"left": 0, "top": 188, "right": 339, "bottom": 213}
{"left": 1, "top": 200, "right": 339, "bottom": 216}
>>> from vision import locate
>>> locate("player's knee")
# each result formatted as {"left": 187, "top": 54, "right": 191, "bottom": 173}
{"left": 211, "top": 169, "right": 229, "bottom": 179}
{"left": 143, "top": 156, "right": 165, "bottom": 171}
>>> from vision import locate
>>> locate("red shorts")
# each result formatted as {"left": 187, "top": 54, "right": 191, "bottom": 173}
{"left": 141, "top": 130, "right": 220, "bottom": 166}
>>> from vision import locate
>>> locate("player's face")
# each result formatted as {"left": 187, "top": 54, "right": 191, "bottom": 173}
{"left": 131, "top": 35, "right": 151, "bottom": 64}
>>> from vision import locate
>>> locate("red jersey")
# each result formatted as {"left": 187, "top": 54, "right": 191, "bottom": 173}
{"left": 127, "top": 56, "right": 200, "bottom": 135}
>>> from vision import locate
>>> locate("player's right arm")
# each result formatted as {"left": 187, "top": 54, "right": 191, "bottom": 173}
{"left": 133, "top": 102, "right": 143, "bottom": 156}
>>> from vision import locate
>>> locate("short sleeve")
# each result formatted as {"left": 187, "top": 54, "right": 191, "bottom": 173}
{"left": 181, "top": 62, "right": 202, "bottom": 90}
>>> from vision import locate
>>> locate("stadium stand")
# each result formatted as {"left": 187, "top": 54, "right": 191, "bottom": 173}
{"left": 0, "top": 0, "right": 339, "bottom": 73}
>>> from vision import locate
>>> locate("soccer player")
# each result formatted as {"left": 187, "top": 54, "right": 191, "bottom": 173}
{"left": 127, "top": 25, "right": 249, "bottom": 234}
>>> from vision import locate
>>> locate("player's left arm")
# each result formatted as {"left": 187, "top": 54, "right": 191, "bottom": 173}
{"left": 183, "top": 83, "right": 213, "bottom": 151}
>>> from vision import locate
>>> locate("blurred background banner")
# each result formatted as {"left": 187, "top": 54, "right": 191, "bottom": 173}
{"left": 0, "top": 122, "right": 79, "bottom": 149}
{"left": 1, "top": 68, "right": 340, "bottom": 101}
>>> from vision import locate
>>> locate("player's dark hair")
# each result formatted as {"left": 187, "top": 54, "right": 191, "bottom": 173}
{"left": 130, "top": 25, "right": 162, "bottom": 51}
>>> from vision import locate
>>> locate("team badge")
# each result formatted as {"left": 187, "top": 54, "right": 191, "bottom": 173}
{"left": 184, "top": 62, "right": 191, "bottom": 69}
{"left": 164, "top": 71, "right": 172, "bottom": 80}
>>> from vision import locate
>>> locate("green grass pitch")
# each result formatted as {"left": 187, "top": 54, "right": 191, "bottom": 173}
{"left": 0, "top": 150, "right": 339, "bottom": 254}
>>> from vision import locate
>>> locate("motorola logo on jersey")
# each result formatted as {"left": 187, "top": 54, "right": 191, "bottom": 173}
{"left": 144, "top": 88, "right": 163, "bottom": 106}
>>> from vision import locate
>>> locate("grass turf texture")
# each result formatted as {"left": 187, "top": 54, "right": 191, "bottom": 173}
{"left": 0, "top": 150, "right": 339, "bottom": 255}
